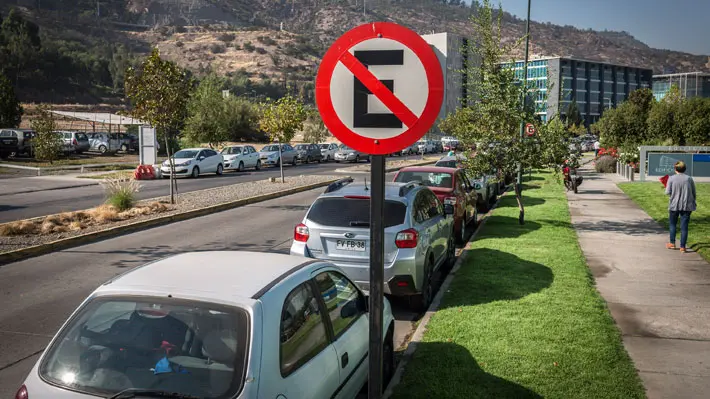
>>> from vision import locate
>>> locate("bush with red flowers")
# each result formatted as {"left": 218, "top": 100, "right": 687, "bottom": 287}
{"left": 596, "top": 147, "right": 618, "bottom": 159}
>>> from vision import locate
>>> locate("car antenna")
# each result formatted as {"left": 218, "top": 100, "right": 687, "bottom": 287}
{"left": 364, "top": 177, "right": 369, "bottom": 191}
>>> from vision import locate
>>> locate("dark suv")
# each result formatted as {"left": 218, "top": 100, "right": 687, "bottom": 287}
{"left": 293, "top": 143, "right": 323, "bottom": 164}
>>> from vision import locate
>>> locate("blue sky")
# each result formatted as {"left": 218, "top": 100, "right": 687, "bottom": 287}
{"left": 493, "top": 0, "right": 710, "bottom": 55}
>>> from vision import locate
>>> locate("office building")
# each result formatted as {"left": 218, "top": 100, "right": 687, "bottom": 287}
{"left": 503, "top": 57, "right": 653, "bottom": 126}
{"left": 652, "top": 72, "right": 710, "bottom": 101}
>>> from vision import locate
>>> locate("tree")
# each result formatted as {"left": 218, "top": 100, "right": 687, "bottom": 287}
{"left": 125, "top": 48, "right": 194, "bottom": 204}
{"left": 439, "top": 0, "right": 565, "bottom": 224}
{"left": 259, "top": 95, "right": 307, "bottom": 183}
{"left": 0, "top": 72, "right": 22, "bottom": 128}
{"left": 223, "top": 96, "right": 261, "bottom": 142}
{"left": 31, "top": 104, "right": 61, "bottom": 162}
{"left": 595, "top": 88, "right": 655, "bottom": 150}
{"left": 302, "top": 110, "right": 329, "bottom": 144}
{"left": 565, "top": 100, "right": 583, "bottom": 127}
{"left": 0, "top": 9, "right": 41, "bottom": 86}
{"left": 184, "top": 74, "right": 229, "bottom": 148}
{"left": 676, "top": 97, "right": 710, "bottom": 146}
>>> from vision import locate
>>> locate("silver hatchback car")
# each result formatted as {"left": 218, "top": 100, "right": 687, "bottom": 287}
{"left": 290, "top": 179, "right": 456, "bottom": 311}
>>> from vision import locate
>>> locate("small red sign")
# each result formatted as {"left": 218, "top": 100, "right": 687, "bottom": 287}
{"left": 525, "top": 123, "right": 536, "bottom": 137}
{"left": 315, "top": 22, "right": 444, "bottom": 155}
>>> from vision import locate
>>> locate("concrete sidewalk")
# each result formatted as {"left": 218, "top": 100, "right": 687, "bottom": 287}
{"left": 568, "top": 165, "right": 710, "bottom": 399}
{"left": 0, "top": 175, "right": 99, "bottom": 196}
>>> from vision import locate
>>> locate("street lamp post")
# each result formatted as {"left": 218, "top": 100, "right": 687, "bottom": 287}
{"left": 516, "top": 0, "right": 532, "bottom": 225}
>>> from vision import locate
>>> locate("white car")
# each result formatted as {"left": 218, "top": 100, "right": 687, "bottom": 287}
{"left": 416, "top": 140, "right": 434, "bottom": 154}
{"left": 16, "top": 252, "right": 396, "bottom": 399}
{"left": 161, "top": 148, "right": 224, "bottom": 178}
{"left": 319, "top": 143, "right": 339, "bottom": 162}
{"left": 221, "top": 145, "right": 261, "bottom": 172}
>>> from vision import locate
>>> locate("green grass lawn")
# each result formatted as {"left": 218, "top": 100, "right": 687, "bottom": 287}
{"left": 619, "top": 181, "right": 710, "bottom": 262}
{"left": 392, "top": 171, "right": 645, "bottom": 399}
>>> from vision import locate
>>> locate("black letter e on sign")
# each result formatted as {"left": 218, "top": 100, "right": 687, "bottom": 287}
{"left": 353, "top": 50, "right": 404, "bottom": 128}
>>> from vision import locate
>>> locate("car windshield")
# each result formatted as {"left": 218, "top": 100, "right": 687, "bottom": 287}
{"left": 76, "top": 133, "right": 88, "bottom": 141}
{"left": 395, "top": 171, "right": 454, "bottom": 188}
{"left": 307, "top": 197, "right": 406, "bottom": 228}
{"left": 338, "top": 145, "right": 352, "bottom": 151}
{"left": 221, "top": 147, "right": 242, "bottom": 155}
{"left": 295, "top": 144, "right": 308, "bottom": 149}
{"left": 174, "top": 150, "right": 199, "bottom": 158}
{"left": 262, "top": 145, "right": 279, "bottom": 152}
{"left": 435, "top": 160, "right": 459, "bottom": 168}
{"left": 39, "top": 297, "right": 249, "bottom": 398}
{"left": 319, "top": 144, "right": 330, "bottom": 149}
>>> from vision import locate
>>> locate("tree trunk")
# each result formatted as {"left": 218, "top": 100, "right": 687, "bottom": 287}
{"left": 278, "top": 142, "right": 285, "bottom": 183}
{"left": 515, "top": 182, "right": 525, "bottom": 225}
{"left": 165, "top": 135, "right": 176, "bottom": 205}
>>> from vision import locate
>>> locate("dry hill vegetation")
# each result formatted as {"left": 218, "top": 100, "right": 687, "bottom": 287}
{"left": 2, "top": 0, "right": 709, "bottom": 103}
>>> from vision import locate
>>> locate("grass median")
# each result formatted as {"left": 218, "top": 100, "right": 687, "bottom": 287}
{"left": 619, "top": 181, "right": 710, "bottom": 262}
{"left": 392, "top": 171, "right": 644, "bottom": 399}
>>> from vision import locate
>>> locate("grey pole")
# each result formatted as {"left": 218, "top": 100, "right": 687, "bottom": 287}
{"left": 368, "top": 155, "right": 386, "bottom": 399}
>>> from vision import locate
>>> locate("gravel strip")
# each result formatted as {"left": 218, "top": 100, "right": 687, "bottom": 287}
{"left": 0, "top": 174, "right": 338, "bottom": 254}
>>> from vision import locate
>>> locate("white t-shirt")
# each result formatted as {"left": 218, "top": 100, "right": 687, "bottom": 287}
{"left": 594, "top": 141, "right": 601, "bottom": 150}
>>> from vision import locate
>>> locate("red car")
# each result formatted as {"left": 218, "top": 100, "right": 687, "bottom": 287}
{"left": 393, "top": 166, "right": 478, "bottom": 244}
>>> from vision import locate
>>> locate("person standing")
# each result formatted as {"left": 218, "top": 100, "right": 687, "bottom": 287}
{"left": 665, "top": 161, "right": 697, "bottom": 253}
{"left": 593, "top": 140, "right": 601, "bottom": 157}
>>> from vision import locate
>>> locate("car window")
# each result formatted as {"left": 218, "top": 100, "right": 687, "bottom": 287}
{"left": 315, "top": 271, "right": 364, "bottom": 338}
{"left": 207, "top": 150, "right": 218, "bottom": 157}
{"left": 412, "top": 191, "right": 432, "bottom": 223}
{"left": 425, "top": 190, "right": 443, "bottom": 219}
{"left": 320, "top": 144, "right": 330, "bottom": 149}
{"left": 222, "top": 146, "right": 242, "bottom": 155}
{"left": 283, "top": 145, "right": 293, "bottom": 151}
{"left": 306, "top": 197, "right": 407, "bottom": 228}
{"left": 76, "top": 132, "right": 88, "bottom": 141}
{"left": 280, "top": 282, "right": 329, "bottom": 377}
{"left": 248, "top": 146, "right": 255, "bottom": 153}
{"left": 38, "top": 297, "right": 249, "bottom": 398}
{"left": 394, "top": 171, "right": 453, "bottom": 188}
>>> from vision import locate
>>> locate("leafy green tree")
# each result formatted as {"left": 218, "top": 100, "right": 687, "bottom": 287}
{"left": 302, "top": 109, "right": 329, "bottom": 144}
{"left": 564, "top": 100, "right": 583, "bottom": 127}
{"left": 223, "top": 96, "right": 261, "bottom": 142}
{"left": 31, "top": 104, "right": 61, "bottom": 162}
{"left": 676, "top": 97, "right": 710, "bottom": 146}
{"left": 109, "top": 44, "right": 134, "bottom": 94}
{"left": 259, "top": 95, "right": 307, "bottom": 182}
{"left": 0, "top": 9, "right": 41, "bottom": 86}
{"left": 596, "top": 88, "right": 655, "bottom": 151}
{"left": 647, "top": 88, "right": 681, "bottom": 145}
{"left": 184, "top": 74, "right": 229, "bottom": 148}
{"left": 0, "top": 72, "right": 22, "bottom": 127}
{"left": 439, "top": 0, "right": 566, "bottom": 224}
{"left": 125, "top": 48, "right": 194, "bottom": 204}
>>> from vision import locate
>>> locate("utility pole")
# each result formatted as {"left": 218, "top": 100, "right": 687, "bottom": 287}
{"left": 516, "top": 0, "right": 531, "bottom": 225}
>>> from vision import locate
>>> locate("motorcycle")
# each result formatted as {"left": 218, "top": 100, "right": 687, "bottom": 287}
{"left": 563, "top": 154, "right": 583, "bottom": 193}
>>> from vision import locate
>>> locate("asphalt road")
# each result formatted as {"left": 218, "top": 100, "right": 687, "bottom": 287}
{"left": 0, "top": 180, "right": 462, "bottom": 397}
{"left": 0, "top": 159, "right": 374, "bottom": 223}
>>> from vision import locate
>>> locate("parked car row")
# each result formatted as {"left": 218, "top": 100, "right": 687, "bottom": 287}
{"left": 0, "top": 128, "right": 140, "bottom": 159}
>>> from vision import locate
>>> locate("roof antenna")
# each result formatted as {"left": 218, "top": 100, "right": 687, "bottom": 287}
{"left": 364, "top": 177, "right": 369, "bottom": 191}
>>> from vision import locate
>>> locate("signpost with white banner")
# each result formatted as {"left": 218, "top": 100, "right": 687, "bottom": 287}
{"left": 315, "top": 22, "right": 443, "bottom": 398}
{"left": 138, "top": 126, "right": 157, "bottom": 166}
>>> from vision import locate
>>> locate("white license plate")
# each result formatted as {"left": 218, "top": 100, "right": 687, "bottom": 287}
{"left": 336, "top": 240, "right": 366, "bottom": 252}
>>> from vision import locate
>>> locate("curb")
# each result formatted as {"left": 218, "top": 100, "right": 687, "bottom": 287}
{"left": 0, "top": 181, "right": 101, "bottom": 197}
{"left": 334, "top": 159, "right": 437, "bottom": 174}
{"left": 0, "top": 179, "right": 340, "bottom": 266}
{"left": 383, "top": 187, "right": 510, "bottom": 398}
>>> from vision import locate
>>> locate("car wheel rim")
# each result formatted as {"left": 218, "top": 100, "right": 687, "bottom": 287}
{"left": 218, "top": 165, "right": 223, "bottom": 174}
{"left": 239, "top": 162, "right": 243, "bottom": 171}
{"left": 256, "top": 161, "right": 261, "bottom": 170}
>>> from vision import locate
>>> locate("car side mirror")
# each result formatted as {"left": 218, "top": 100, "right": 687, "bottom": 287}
{"left": 340, "top": 299, "right": 359, "bottom": 319}
{"left": 198, "top": 156, "right": 205, "bottom": 161}
{"left": 444, "top": 204, "right": 455, "bottom": 215}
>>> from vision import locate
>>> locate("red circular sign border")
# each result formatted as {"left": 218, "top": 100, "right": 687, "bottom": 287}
{"left": 315, "top": 22, "right": 444, "bottom": 155}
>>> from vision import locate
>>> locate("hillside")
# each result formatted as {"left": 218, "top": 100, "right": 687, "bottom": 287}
{"left": 2, "top": 0, "right": 709, "bottom": 103}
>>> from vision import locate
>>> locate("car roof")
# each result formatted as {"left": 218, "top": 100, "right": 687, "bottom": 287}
{"left": 96, "top": 252, "right": 315, "bottom": 302}
{"left": 321, "top": 181, "right": 419, "bottom": 201}
{"left": 181, "top": 147, "right": 210, "bottom": 151}
{"left": 396, "top": 166, "right": 459, "bottom": 174}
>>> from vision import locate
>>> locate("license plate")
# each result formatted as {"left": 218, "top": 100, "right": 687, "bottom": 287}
{"left": 336, "top": 240, "right": 366, "bottom": 252}
{"left": 2, "top": 140, "right": 11, "bottom": 144}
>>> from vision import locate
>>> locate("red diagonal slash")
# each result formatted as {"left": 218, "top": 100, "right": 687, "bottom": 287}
{"left": 339, "top": 50, "right": 419, "bottom": 128}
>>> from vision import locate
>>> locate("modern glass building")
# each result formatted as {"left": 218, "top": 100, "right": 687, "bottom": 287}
{"left": 652, "top": 72, "right": 710, "bottom": 101}
{"left": 502, "top": 57, "right": 653, "bottom": 126}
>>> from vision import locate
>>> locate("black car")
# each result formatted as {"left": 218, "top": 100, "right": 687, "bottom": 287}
{"left": 293, "top": 143, "right": 323, "bottom": 163}
{"left": 0, "top": 130, "right": 19, "bottom": 158}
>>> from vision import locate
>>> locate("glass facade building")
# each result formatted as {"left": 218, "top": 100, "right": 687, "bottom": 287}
{"left": 502, "top": 57, "right": 653, "bottom": 126}
{"left": 652, "top": 72, "right": 710, "bottom": 101}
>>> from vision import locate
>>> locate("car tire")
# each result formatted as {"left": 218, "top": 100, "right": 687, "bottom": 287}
{"left": 98, "top": 145, "right": 107, "bottom": 154}
{"left": 456, "top": 218, "right": 467, "bottom": 245}
{"left": 317, "top": 157, "right": 322, "bottom": 163}
{"left": 443, "top": 236, "right": 457, "bottom": 271}
{"left": 255, "top": 160, "right": 261, "bottom": 171}
{"left": 409, "top": 258, "right": 434, "bottom": 312}
{"left": 306, "top": 156, "right": 311, "bottom": 164}
{"left": 191, "top": 166, "right": 200, "bottom": 178}
{"left": 335, "top": 160, "right": 340, "bottom": 163}
{"left": 382, "top": 327, "right": 395, "bottom": 391}
{"left": 355, "top": 155, "right": 360, "bottom": 163}
{"left": 237, "top": 161, "right": 244, "bottom": 172}
{"left": 275, "top": 158, "right": 280, "bottom": 167}
{"left": 120, "top": 144, "right": 128, "bottom": 152}
{"left": 216, "top": 164, "right": 223, "bottom": 175}
{"left": 326, "top": 155, "right": 331, "bottom": 162}
{"left": 292, "top": 157, "right": 297, "bottom": 166}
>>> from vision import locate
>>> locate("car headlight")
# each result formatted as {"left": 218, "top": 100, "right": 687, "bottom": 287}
{"left": 348, "top": 152, "right": 355, "bottom": 156}
{"left": 269, "top": 154, "right": 278, "bottom": 159}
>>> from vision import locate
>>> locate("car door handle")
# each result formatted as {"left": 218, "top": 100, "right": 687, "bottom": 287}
{"left": 341, "top": 352, "right": 349, "bottom": 368}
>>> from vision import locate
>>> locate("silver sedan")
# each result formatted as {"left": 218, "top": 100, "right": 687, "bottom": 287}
{"left": 334, "top": 145, "right": 370, "bottom": 163}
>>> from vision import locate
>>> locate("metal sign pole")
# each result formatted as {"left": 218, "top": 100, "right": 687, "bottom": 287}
{"left": 368, "top": 154, "right": 386, "bottom": 399}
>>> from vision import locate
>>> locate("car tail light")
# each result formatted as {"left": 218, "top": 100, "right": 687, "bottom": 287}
{"left": 396, "top": 281, "right": 409, "bottom": 287}
{"left": 72, "top": 138, "right": 78, "bottom": 146}
{"left": 444, "top": 197, "right": 457, "bottom": 205}
{"left": 294, "top": 223, "right": 309, "bottom": 242}
{"left": 15, "top": 385, "right": 28, "bottom": 399}
{"left": 344, "top": 195, "right": 370, "bottom": 200}
{"left": 395, "top": 229, "right": 418, "bottom": 248}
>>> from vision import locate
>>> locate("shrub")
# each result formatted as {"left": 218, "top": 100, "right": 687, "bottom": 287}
{"left": 101, "top": 177, "right": 141, "bottom": 211}
{"left": 243, "top": 41, "right": 255, "bottom": 52}
{"left": 210, "top": 43, "right": 226, "bottom": 54}
{"left": 594, "top": 155, "right": 617, "bottom": 173}
{"left": 257, "top": 35, "right": 277, "bottom": 46}
{"left": 218, "top": 33, "right": 235, "bottom": 42}
{"left": 255, "top": 47, "right": 267, "bottom": 55}
{"left": 175, "top": 41, "right": 184, "bottom": 48}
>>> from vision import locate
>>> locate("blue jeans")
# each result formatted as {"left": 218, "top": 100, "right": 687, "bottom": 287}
{"left": 669, "top": 210, "right": 691, "bottom": 248}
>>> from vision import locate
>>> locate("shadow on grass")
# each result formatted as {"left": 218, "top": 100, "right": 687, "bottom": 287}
{"left": 441, "top": 248, "right": 553, "bottom": 308}
{"left": 499, "top": 196, "right": 545, "bottom": 208}
{"left": 475, "top": 216, "right": 542, "bottom": 239}
{"left": 392, "top": 341, "right": 541, "bottom": 399}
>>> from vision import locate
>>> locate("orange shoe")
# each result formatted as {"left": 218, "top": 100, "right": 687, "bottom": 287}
{"left": 680, "top": 247, "right": 687, "bottom": 253}
{"left": 666, "top": 243, "right": 675, "bottom": 249}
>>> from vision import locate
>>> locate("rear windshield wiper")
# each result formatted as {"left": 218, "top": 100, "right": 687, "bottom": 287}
{"left": 349, "top": 221, "right": 370, "bottom": 227}
{"left": 108, "top": 388, "right": 201, "bottom": 399}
